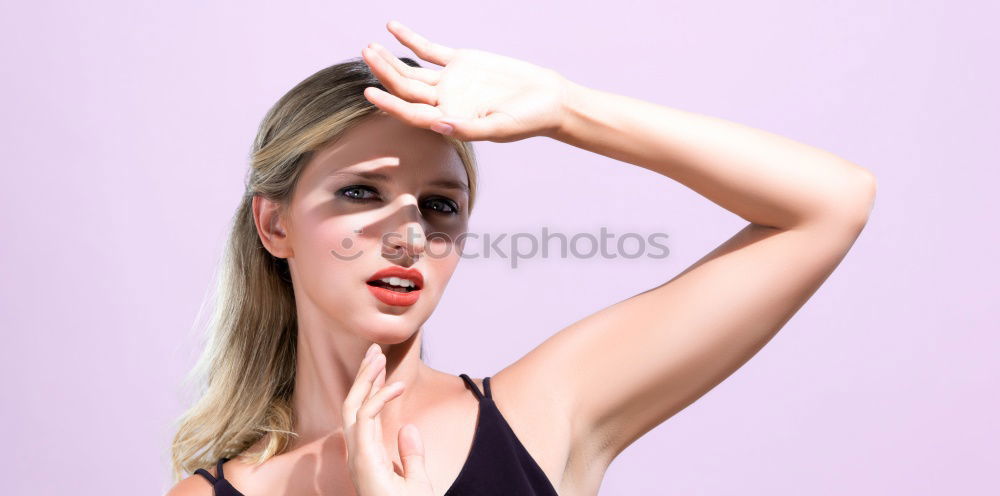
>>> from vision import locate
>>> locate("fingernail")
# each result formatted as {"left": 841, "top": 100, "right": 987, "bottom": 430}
{"left": 431, "top": 122, "right": 453, "bottom": 135}
{"left": 364, "top": 343, "right": 378, "bottom": 360}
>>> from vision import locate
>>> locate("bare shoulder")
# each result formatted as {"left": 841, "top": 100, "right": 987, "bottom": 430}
{"left": 489, "top": 357, "right": 584, "bottom": 493}
{"left": 164, "top": 473, "right": 214, "bottom": 496}
{"left": 493, "top": 338, "right": 627, "bottom": 494}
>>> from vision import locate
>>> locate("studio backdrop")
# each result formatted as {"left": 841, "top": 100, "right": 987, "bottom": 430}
{"left": 1, "top": 1, "right": 996, "bottom": 495}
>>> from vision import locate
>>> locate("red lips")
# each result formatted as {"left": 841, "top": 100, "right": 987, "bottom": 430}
{"left": 366, "top": 266, "right": 424, "bottom": 289}
{"left": 366, "top": 266, "right": 424, "bottom": 307}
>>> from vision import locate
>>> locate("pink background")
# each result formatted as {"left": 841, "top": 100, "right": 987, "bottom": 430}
{"left": 2, "top": 1, "right": 997, "bottom": 494}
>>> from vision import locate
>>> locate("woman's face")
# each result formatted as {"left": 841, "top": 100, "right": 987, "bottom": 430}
{"left": 269, "top": 113, "right": 470, "bottom": 343}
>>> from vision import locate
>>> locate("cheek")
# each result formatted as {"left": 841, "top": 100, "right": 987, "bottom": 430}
{"left": 426, "top": 220, "right": 469, "bottom": 256}
{"left": 422, "top": 226, "right": 459, "bottom": 259}
{"left": 298, "top": 216, "right": 356, "bottom": 258}
{"left": 290, "top": 218, "right": 369, "bottom": 294}
{"left": 424, "top": 236, "right": 462, "bottom": 289}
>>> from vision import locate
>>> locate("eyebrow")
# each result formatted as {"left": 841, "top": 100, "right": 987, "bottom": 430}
{"left": 331, "top": 170, "right": 469, "bottom": 193}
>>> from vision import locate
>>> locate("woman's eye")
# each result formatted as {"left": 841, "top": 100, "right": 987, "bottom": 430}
{"left": 424, "top": 197, "right": 460, "bottom": 215}
{"left": 338, "top": 185, "right": 380, "bottom": 202}
{"left": 337, "top": 186, "right": 457, "bottom": 214}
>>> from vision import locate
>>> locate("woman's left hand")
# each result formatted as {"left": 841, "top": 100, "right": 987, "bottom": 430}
{"left": 360, "top": 20, "right": 571, "bottom": 143}
{"left": 343, "top": 344, "right": 434, "bottom": 496}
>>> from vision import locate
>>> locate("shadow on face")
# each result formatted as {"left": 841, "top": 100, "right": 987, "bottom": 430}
{"left": 281, "top": 113, "right": 472, "bottom": 342}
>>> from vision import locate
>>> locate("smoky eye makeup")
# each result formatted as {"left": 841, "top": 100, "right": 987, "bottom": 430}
{"left": 335, "top": 184, "right": 463, "bottom": 215}
{"left": 336, "top": 184, "right": 381, "bottom": 202}
{"left": 424, "top": 196, "right": 461, "bottom": 214}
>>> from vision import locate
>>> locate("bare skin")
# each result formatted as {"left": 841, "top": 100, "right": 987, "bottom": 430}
{"left": 169, "top": 19, "right": 876, "bottom": 496}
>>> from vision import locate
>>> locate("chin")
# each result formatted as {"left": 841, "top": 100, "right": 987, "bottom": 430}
{"left": 360, "top": 322, "right": 420, "bottom": 345}
{"left": 355, "top": 306, "right": 428, "bottom": 342}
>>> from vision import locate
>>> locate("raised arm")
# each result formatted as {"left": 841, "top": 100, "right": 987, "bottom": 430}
{"left": 551, "top": 82, "right": 875, "bottom": 229}
{"left": 359, "top": 20, "right": 876, "bottom": 477}
{"left": 500, "top": 79, "right": 876, "bottom": 468}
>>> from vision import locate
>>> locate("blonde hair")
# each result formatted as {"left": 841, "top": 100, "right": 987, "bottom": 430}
{"left": 168, "top": 57, "right": 479, "bottom": 482}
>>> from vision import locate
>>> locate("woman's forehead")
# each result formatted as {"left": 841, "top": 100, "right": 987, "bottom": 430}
{"left": 308, "top": 116, "right": 466, "bottom": 182}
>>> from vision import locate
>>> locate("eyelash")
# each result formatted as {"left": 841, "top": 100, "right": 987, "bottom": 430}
{"left": 337, "top": 185, "right": 461, "bottom": 215}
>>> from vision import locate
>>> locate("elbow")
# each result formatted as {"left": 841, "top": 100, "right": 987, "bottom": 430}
{"left": 835, "top": 168, "right": 878, "bottom": 232}
{"left": 804, "top": 167, "right": 878, "bottom": 233}
{"left": 852, "top": 168, "right": 878, "bottom": 228}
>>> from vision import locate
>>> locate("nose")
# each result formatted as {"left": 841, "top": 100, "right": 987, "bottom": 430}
{"left": 383, "top": 197, "right": 427, "bottom": 263}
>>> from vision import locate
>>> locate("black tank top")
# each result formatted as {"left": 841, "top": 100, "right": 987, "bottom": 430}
{"left": 194, "top": 373, "right": 559, "bottom": 495}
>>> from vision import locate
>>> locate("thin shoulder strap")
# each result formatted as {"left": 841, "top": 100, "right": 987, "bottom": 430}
{"left": 194, "top": 468, "right": 219, "bottom": 486}
{"left": 194, "top": 457, "right": 230, "bottom": 486}
{"left": 217, "top": 458, "right": 229, "bottom": 480}
{"left": 194, "top": 467, "right": 217, "bottom": 485}
{"left": 459, "top": 373, "right": 493, "bottom": 400}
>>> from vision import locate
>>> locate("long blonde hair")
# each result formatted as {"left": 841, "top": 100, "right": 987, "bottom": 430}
{"left": 168, "top": 57, "right": 479, "bottom": 482}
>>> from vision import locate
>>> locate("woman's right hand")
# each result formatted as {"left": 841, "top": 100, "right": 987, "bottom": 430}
{"left": 342, "top": 343, "right": 435, "bottom": 496}
{"left": 361, "top": 20, "right": 572, "bottom": 143}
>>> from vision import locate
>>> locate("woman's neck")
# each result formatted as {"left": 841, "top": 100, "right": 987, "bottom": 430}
{"left": 288, "top": 305, "right": 427, "bottom": 451}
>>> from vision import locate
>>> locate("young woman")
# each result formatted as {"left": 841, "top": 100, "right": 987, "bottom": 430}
{"left": 167, "top": 20, "right": 876, "bottom": 496}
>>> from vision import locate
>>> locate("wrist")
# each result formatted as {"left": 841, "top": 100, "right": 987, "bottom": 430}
{"left": 545, "top": 73, "right": 589, "bottom": 142}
